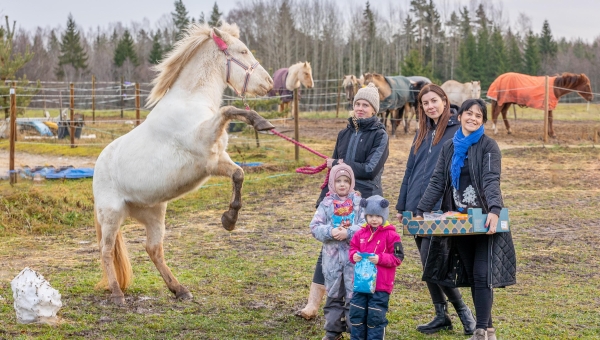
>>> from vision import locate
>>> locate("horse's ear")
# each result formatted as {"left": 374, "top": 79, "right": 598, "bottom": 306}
{"left": 213, "top": 27, "right": 224, "bottom": 39}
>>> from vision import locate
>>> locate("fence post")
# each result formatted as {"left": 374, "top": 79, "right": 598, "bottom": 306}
{"left": 70, "top": 83, "right": 75, "bottom": 148}
{"left": 543, "top": 75, "right": 549, "bottom": 143}
{"left": 92, "top": 74, "right": 96, "bottom": 124}
{"left": 9, "top": 86, "right": 17, "bottom": 184}
{"left": 294, "top": 88, "right": 299, "bottom": 161}
{"left": 135, "top": 82, "right": 140, "bottom": 126}
{"left": 120, "top": 76, "right": 124, "bottom": 119}
{"left": 336, "top": 81, "right": 341, "bottom": 118}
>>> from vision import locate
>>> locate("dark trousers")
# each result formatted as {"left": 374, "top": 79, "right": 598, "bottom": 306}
{"left": 349, "top": 291, "right": 390, "bottom": 340}
{"left": 415, "top": 236, "right": 463, "bottom": 304}
{"left": 312, "top": 249, "right": 325, "bottom": 285}
{"left": 454, "top": 234, "right": 493, "bottom": 330}
{"left": 323, "top": 274, "right": 351, "bottom": 337}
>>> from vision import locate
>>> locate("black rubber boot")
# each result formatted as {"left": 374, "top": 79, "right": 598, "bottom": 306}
{"left": 416, "top": 303, "right": 453, "bottom": 334}
{"left": 450, "top": 299, "right": 476, "bottom": 335}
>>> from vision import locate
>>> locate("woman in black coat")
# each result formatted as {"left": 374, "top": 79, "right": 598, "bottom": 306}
{"left": 396, "top": 84, "right": 476, "bottom": 335}
{"left": 416, "top": 99, "right": 516, "bottom": 340}
{"left": 297, "top": 83, "right": 389, "bottom": 321}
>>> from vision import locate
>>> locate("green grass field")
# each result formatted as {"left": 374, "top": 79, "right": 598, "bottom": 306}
{"left": 0, "top": 110, "right": 599, "bottom": 339}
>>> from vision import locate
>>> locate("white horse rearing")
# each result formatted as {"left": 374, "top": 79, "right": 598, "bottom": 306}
{"left": 92, "top": 22, "right": 274, "bottom": 304}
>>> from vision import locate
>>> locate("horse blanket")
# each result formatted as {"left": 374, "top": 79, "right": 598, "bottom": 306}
{"left": 379, "top": 76, "right": 412, "bottom": 113}
{"left": 487, "top": 72, "right": 558, "bottom": 110}
{"left": 407, "top": 76, "right": 432, "bottom": 85}
{"left": 268, "top": 68, "right": 300, "bottom": 103}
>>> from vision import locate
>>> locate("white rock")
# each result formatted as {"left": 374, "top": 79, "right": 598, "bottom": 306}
{"left": 11, "top": 267, "right": 62, "bottom": 325}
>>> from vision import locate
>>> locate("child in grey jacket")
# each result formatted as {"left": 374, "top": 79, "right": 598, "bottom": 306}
{"left": 310, "top": 163, "right": 365, "bottom": 340}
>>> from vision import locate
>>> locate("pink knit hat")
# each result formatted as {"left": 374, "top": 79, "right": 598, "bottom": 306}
{"left": 328, "top": 163, "right": 355, "bottom": 195}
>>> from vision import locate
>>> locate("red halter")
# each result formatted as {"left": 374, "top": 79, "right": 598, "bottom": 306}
{"left": 212, "top": 32, "right": 260, "bottom": 102}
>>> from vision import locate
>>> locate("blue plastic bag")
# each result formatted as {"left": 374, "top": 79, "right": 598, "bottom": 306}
{"left": 353, "top": 252, "right": 377, "bottom": 294}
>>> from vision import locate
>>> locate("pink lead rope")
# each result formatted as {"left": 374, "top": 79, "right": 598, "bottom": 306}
{"left": 212, "top": 31, "right": 330, "bottom": 189}
{"left": 269, "top": 129, "right": 331, "bottom": 189}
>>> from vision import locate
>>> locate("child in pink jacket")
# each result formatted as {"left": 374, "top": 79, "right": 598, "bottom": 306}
{"left": 349, "top": 195, "right": 404, "bottom": 340}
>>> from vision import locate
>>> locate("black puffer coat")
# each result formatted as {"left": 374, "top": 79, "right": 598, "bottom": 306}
{"left": 395, "top": 111, "right": 460, "bottom": 214}
{"left": 316, "top": 116, "right": 389, "bottom": 206}
{"left": 417, "top": 134, "right": 516, "bottom": 288}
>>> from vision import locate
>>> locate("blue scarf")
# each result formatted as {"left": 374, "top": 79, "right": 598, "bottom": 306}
{"left": 451, "top": 126, "right": 485, "bottom": 189}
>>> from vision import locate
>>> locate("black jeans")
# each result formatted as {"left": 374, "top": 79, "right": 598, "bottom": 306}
{"left": 415, "top": 236, "right": 463, "bottom": 304}
{"left": 454, "top": 234, "right": 493, "bottom": 330}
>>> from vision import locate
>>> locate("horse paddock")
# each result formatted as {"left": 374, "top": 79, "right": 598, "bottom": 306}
{"left": 0, "top": 107, "right": 599, "bottom": 339}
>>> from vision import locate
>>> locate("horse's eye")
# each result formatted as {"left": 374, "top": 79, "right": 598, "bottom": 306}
{"left": 241, "top": 50, "right": 248, "bottom": 54}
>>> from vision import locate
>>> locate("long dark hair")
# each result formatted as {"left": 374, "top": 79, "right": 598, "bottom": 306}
{"left": 413, "top": 84, "right": 451, "bottom": 154}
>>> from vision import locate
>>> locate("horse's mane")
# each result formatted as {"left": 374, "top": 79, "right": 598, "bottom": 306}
{"left": 147, "top": 22, "right": 240, "bottom": 107}
{"left": 555, "top": 72, "right": 589, "bottom": 89}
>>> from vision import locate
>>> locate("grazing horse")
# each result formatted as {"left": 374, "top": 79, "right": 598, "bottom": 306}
{"left": 268, "top": 62, "right": 314, "bottom": 113}
{"left": 92, "top": 23, "right": 274, "bottom": 305}
{"left": 363, "top": 73, "right": 421, "bottom": 135}
{"left": 441, "top": 80, "right": 481, "bottom": 107}
{"left": 487, "top": 72, "right": 592, "bottom": 136}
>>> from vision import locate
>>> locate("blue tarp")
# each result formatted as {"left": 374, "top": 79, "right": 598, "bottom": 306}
{"left": 45, "top": 167, "right": 94, "bottom": 179}
{"left": 17, "top": 121, "right": 53, "bottom": 136}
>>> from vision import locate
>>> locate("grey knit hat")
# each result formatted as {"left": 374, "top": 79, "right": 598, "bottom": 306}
{"left": 353, "top": 83, "right": 380, "bottom": 114}
{"left": 360, "top": 195, "right": 389, "bottom": 223}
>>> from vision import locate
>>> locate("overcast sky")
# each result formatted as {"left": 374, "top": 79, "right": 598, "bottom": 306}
{"left": 1, "top": 0, "right": 599, "bottom": 42}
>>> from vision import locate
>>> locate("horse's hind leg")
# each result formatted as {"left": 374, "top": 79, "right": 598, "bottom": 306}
{"left": 129, "top": 203, "right": 192, "bottom": 300}
{"left": 220, "top": 106, "right": 274, "bottom": 131}
{"left": 212, "top": 153, "right": 244, "bottom": 231}
{"left": 96, "top": 205, "right": 130, "bottom": 305}
{"left": 501, "top": 104, "right": 512, "bottom": 134}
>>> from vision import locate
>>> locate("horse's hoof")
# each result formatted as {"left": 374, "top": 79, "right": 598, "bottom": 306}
{"left": 176, "top": 288, "right": 193, "bottom": 300}
{"left": 111, "top": 295, "right": 125, "bottom": 305}
{"left": 221, "top": 210, "right": 238, "bottom": 231}
{"left": 507, "top": 131, "right": 512, "bottom": 135}
{"left": 254, "top": 119, "right": 274, "bottom": 131}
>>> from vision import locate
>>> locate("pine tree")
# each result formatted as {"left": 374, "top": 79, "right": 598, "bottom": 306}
{"left": 505, "top": 28, "right": 523, "bottom": 73}
{"left": 208, "top": 2, "right": 223, "bottom": 27}
{"left": 523, "top": 31, "right": 541, "bottom": 75}
{"left": 114, "top": 30, "right": 138, "bottom": 67}
{"left": 488, "top": 26, "right": 508, "bottom": 84}
{"left": 456, "top": 8, "right": 476, "bottom": 82}
{"left": 0, "top": 16, "right": 37, "bottom": 118}
{"left": 172, "top": 0, "right": 190, "bottom": 40}
{"left": 401, "top": 49, "right": 433, "bottom": 79}
{"left": 362, "top": 1, "right": 376, "bottom": 71}
{"left": 148, "top": 32, "right": 163, "bottom": 65}
{"left": 56, "top": 14, "right": 88, "bottom": 80}
{"left": 199, "top": 12, "right": 205, "bottom": 25}
{"left": 538, "top": 20, "right": 558, "bottom": 69}
{"left": 475, "top": 24, "right": 490, "bottom": 86}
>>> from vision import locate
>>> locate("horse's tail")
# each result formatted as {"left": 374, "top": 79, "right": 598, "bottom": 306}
{"left": 95, "top": 207, "right": 132, "bottom": 291}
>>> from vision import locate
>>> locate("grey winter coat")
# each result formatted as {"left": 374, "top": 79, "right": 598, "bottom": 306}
{"left": 310, "top": 192, "right": 365, "bottom": 298}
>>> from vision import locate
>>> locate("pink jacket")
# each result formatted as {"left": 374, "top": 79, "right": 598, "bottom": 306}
{"left": 349, "top": 222, "right": 403, "bottom": 294}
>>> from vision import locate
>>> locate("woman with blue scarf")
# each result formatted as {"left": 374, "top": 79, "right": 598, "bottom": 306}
{"left": 415, "top": 99, "right": 516, "bottom": 340}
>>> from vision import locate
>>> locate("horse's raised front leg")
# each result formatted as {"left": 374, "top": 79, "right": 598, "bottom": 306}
{"left": 212, "top": 153, "right": 244, "bottom": 231}
{"left": 220, "top": 106, "right": 274, "bottom": 131}
{"left": 129, "top": 203, "right": 192, "bottom": 300}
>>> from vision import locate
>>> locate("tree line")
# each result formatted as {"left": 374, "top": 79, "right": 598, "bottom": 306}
{"left": 3, "top": 0, "right": 600, "bottom": 100}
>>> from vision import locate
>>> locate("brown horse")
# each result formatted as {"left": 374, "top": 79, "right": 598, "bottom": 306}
{"left": 489, "top": 72, "right": 592, "bottom": 137}
{"left": 363, "top": 73, "right": 423, "bottom": 135}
